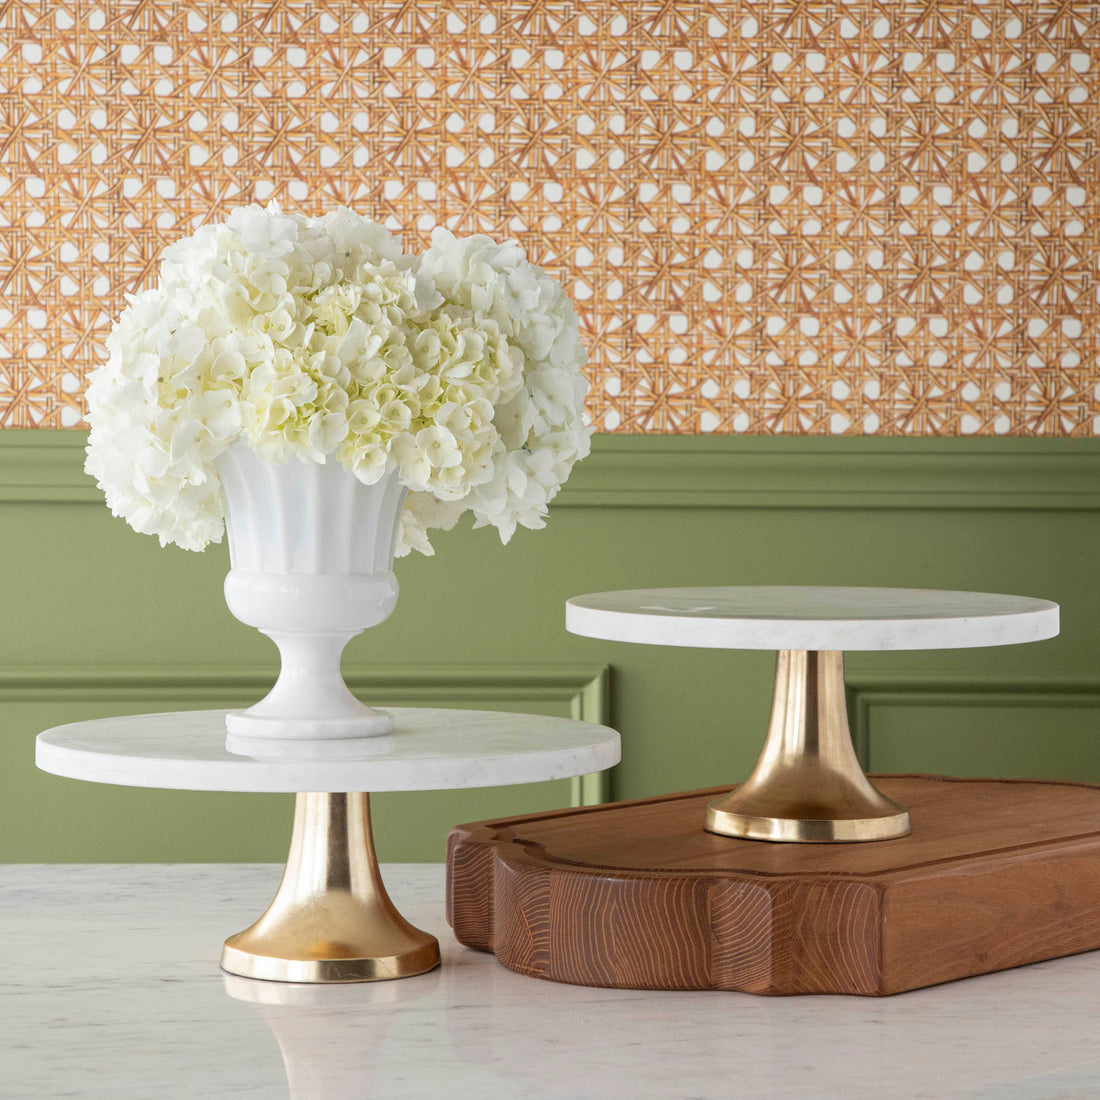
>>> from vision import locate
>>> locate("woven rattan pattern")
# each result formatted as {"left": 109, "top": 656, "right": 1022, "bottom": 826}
{"left": 0, "top": 2, "right": 1097, "bottom": 433}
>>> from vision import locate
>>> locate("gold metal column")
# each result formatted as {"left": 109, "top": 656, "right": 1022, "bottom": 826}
{"left": 706, "top": 650, "right": 910, "bottom": 843}
{"left": 221, "top": 792, "right": 441, "bottom": 982}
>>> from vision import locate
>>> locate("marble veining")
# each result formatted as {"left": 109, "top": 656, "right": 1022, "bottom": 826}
{"left": 35, "top": 708, "right": 621, "bottom": 793}
{"left": 566, "top": 586, "right": 1060, "bottom": 651}
{"left": 1, "top": 864, "right": 1097, "bottom": 1099}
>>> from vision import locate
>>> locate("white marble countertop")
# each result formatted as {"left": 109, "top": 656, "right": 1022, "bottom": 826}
{"left": 2, "top": 863, "right": 1098, "bottom": 1099}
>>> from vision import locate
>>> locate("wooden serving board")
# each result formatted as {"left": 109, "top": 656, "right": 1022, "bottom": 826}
{"left": 446, "top": 775, "right": 1100, "bottom": 996}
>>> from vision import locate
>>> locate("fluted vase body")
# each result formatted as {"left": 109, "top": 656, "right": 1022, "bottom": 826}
{"left": 217, "top": 444, "right": 405, "bottom": 758}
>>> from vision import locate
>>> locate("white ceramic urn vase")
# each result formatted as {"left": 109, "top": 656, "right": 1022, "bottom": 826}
{"left": 217, "top": 444, "right": 405, "bottom": 758}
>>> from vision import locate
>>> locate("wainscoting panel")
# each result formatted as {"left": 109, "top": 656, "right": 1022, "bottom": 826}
{"left": 848, "top": 675, "right": 1100, "bottom": 783}
{"left": 3, "top": 431, "right": 1100, "bottom": 860}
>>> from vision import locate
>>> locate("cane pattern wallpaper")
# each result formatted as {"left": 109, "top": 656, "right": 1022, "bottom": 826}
{"left": 0, "top": 1, "right": 1097, "bottom": 433}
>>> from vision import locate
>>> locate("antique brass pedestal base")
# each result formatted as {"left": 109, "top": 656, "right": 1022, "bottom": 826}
{"left": 221, "top": 791, "right": 440, "bottom": 982}
{"left": 706, "top": 650, "right": 910, "bottom": 843}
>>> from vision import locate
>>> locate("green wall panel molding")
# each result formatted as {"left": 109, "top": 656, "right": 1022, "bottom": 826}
{"left": 8, "top": 429, "right": 1100, "bottom": 510}
{"left": 0, "top": 430, "right": 99, "bottom": 502}
{"left": 0, "top": 662, "right": 608, "bottom": 714}
{"left": 2, "top": 428, "right": 1099, "bottom": 862}
{"left": 562, "top": 435, "right": 1100, "bottom": 512}
{"left": 847, "top": 673, "right": 1100, "bottom": 783}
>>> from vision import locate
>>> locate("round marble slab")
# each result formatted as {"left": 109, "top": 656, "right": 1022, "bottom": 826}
{"left": 36, "top": 708, "right": 621, "bottom": 794}
{"left": 566, "top": 586, "right": 1059, "bottom": 652}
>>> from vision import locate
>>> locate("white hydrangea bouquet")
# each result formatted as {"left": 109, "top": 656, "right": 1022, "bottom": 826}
{"left": 85, "top": 203, "right": 591, "bottom": 557}
{"left": 84, "top": 203, "right": 592, "bottom": 756}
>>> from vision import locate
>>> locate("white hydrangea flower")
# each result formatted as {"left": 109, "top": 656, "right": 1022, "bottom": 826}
{"left": 85, "top": 204, "right": 590, "bottom": 557}
{"left": 416, "top": 227, "right": 592, "bottom": 553}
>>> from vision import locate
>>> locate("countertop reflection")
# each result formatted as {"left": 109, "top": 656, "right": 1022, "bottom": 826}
{"left": 2, "top": 864, "right": 1098, "bottom": 1099}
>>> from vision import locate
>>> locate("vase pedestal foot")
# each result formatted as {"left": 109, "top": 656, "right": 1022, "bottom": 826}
{"left": 221, "top": 619, "right": 396, "bottom": 755}
{"left": 225, "top": 731, "right": 396, "bottom": 762}
{"left": 220, "top": 791, "right": 440, "bottom": 983}
{"left": 705, "top": 649, "right": 910, "bottom": 843}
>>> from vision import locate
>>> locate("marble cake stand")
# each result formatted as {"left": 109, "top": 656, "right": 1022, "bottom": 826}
{"left": 566, "top": 586, "right": 1058, "bottom": 842}
{"left": 36, "top": 708, "right": 620, "bottom": 983}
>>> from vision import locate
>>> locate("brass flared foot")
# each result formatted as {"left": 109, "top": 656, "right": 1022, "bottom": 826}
{"left": 705, "top": 650, "right": 911, "bottom": 844}
{"left": 220, "top": 791, "right": 441, "bottom": 983}
{"left": 220, "top": 937, "right": 440, "bottom": 984}
{"left": 705, "top": 799, "right": 910, "bottom": 843}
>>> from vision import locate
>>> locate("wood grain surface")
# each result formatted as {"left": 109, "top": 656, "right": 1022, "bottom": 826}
{"left": 445, "top": 775, "right": 1100, "bottom": 996}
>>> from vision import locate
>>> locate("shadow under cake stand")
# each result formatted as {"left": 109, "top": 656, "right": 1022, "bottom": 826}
{"left": 36, "top": 708, "right": 619, "bottom": 983}
{"left": 566, "top": 586, "right": 1059, "bottom": 842}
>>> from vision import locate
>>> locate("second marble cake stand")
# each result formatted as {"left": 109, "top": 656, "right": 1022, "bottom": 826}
{"left": 36, "top": 708, "right": 620, "bottom": 983}
{"left": 566, "top": 586, "right": 1058, "bottom": 842}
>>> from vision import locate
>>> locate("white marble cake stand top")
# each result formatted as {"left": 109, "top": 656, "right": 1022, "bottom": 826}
{"left": 566, "top": 585, "right": 1059, "bottom": 651}
{"left": 35, "top": 708, "right": 621, "bottom": 794}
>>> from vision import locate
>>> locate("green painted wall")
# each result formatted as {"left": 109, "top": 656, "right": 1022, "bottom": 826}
{"left": 2, "top": 431, "right": 1099, "bottom": 862}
